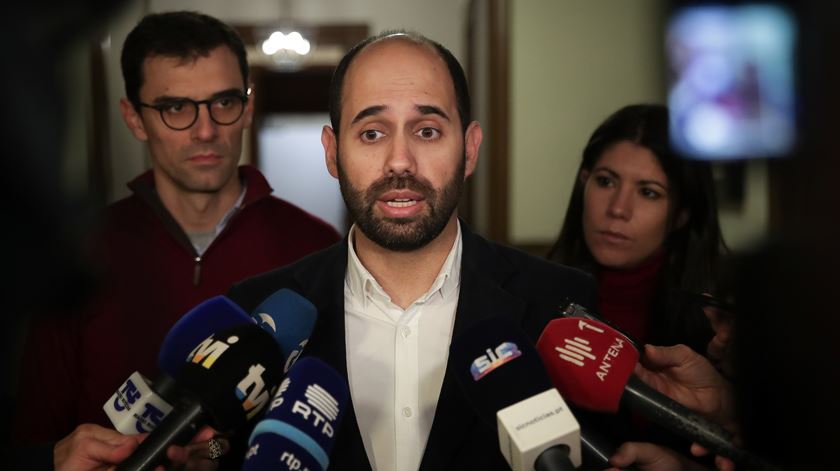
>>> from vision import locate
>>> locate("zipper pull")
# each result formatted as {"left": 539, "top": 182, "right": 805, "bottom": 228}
{"left": 193, "top": 256, "right": 202, "bottom": 286}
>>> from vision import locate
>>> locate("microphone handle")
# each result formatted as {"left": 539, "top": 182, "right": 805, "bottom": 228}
{"left": 534, "top": 444, "right": 575, "bottom": 471}
{"left": 116, "top": 402, "right": 206, "bottom": 471}
{"left": 623, "top": 376, "right": 778, "bottom": 470}
{"left": 580, "top": 427, "right": 639, "bottom": 471}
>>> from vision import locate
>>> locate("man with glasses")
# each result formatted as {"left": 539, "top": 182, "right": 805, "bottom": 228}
{"left": 14, "top": 11, "right": 339, "bottom": 469}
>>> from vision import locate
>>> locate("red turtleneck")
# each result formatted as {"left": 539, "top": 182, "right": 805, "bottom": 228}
{"left": 596, "top": 250, "right": 666, "bottom": 344}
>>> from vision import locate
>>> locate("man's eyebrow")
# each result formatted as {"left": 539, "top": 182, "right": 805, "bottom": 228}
{"left": 416, "top": 104, "right": 450, "bottom": 121}
{"left": 351, "top": 105, "right": 387, "bottom": 125}
{"left": 151, "top": 88, "right": 244, "bottom": 104}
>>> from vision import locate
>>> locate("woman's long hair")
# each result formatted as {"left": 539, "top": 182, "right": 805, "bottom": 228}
{"left": 548, "top": 104, "right": 727, "bottom": 351}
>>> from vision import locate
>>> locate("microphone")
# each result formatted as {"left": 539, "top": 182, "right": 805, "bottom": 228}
{"left": 105, "top": 290, "right": 318, "bottom": 434}
{"left": 250, "top": 288, "right": 318, "bottom": 373}
{"left": 536, "top": 317, "right": 775, "bottom": 469}
{"left": 243, "top": 356, "right": 349, "bottom": 471}
{"left": 103, "top": 371, "right": 174, "bottom": 434}
{"left": 105, "top": 296, "right": 253, "bottom": 433}
{"left": 450, "top": 315, "right": 581, "bottom": 471}
{"left": 158, "top": 295, "right": 255, "bottom": 375}
{"left": 116, "top": 323, "right": 285, "bottom": 471}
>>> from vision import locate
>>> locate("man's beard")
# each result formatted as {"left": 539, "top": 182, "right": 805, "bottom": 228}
{"left": 337, "top": 153, "right": 465, "bottom": 252}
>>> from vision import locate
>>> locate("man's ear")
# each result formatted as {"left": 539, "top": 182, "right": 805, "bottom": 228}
{"left": 119, "top": 98, "right": 148, "bottom": 141}
{"left": 322, "top": 125, "right": 339, "bottom": 179}
{"left": 463, "top": 121, "right": 483, "bottom": 178}
{"left": 241, "top": 85, "right": 255, "bottom": 129}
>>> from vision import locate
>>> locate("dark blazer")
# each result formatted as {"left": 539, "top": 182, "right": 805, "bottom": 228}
{"left": 228, "top": 222, "right": 596, "bottom": 470}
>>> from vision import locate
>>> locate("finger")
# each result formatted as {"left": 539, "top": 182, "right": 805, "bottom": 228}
{"left": 609, "top": 442, "right": 642, "bottom": 467}
{"left": 190, "top": 426, "right": 218, "bottom": 443}
{"left": 106, "top": 437, "right": 142, "bottom": 464}
{"left": 643, "top": 344, "right": 695, "bottom": 370}
{"left": 715, "top": 455, "right": 736, "bottom": 471}
{"left": 690, "top": 442, "right": 710, "bottom": 457}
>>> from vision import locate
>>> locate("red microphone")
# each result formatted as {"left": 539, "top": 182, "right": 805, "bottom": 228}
{"left": 536, "top": 317, "right": 776, "bottom": 470}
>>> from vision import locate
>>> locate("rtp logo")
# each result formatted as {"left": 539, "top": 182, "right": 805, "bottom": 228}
{"left": 292, "top": 383, "right": 340, "bottom": 437}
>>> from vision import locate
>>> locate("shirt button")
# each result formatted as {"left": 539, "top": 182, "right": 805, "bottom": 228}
{"left": 402, "top": 407, "right": 412, "bottom": 418}
{"left": 401, "top": 326, "right": 411, "bottom": 338}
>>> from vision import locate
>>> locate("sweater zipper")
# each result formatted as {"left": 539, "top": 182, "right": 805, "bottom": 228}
{"left": 193, "top": 256, "right": 202, "bottom": 286}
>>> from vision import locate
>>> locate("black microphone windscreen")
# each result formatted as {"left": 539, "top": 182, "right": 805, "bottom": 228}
{"left": 175, "top": 323, "right": 285, "bottom": 431}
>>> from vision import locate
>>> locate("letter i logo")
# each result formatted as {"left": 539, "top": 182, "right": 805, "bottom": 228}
{"left": 555, "top": 337, "right": 596, "bottom": 367}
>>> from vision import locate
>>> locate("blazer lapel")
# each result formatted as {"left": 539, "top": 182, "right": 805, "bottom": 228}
{"left": 419, "top": 223, "right": 527, "bottom": 470}
{"left": 292, "top": 242, "right": 373, "bottom": 471}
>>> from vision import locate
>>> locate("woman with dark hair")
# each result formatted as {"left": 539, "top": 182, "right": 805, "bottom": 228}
{"left": 548, "top": 103, "right": 728, "bottom": 355}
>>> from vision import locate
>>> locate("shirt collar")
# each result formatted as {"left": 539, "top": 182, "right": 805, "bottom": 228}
{"left": 345, "top": 221, "right": 463, "bottom": 309}
{"left": 215, "top": 183, "right": 247, "bottom": 236}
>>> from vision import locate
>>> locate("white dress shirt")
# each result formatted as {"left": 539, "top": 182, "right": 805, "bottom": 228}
{"left": 344, "top": 222, "right": 462, "bottom": 471}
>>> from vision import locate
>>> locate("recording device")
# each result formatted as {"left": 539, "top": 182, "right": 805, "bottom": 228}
{"left": 666, "top": 3, "right": 798, "bottom": 160}
{"left": 536, "top": 316, "right": 775, "bottom": 469}
{"left": 243, "top": 356, "right": 349, "bottom": 471}
{"left": 450, "top": 315, "right": 581, "bottom": 471}
{"left": 116, "top": 323, "right": 285, "bottom": 471}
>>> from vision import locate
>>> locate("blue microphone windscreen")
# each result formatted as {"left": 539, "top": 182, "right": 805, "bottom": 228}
{"left": 158, "top": 296, "right": 253, "bottom": 376}
{"left": 243, "top": 432, "right": 322, "bottom": 471}
{"left": 248, "top": 356, "right": 349, "bottom": 471}
{"left": 449, "top": 315, "right": 552, "bottom": 428}
{"left": 251, "top": 289, "right": 318, "bottom": 370}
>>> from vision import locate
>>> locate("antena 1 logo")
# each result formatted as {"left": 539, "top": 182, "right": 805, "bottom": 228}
{"left": 555, "top": 337, "right": 596, "bottom": 367}
{"left": 554, "top": 319, "right": 604, "bottom": 367}
{"left": 470, "top": 341, "right": 522, "bottom": 380}
{"left": 292, "top": 383, "right": 340, "bottom": 437}
{"left": 187, "top": 334, "right": 239, "bottom": 369}
{"left": 236, "top": 364, "right": 275, "bottom": 420}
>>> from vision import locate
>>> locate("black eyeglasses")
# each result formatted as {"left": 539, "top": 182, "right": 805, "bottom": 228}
{"left": 138, "top": 89, "right": 251, "bottom": 131}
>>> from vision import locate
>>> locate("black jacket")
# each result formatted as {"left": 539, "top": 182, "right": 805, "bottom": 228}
{"left": 228, "top": 222, "right": 596, "bottom": 470}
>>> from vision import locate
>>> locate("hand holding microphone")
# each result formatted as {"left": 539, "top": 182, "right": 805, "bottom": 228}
{"left": 635, "top": 344, "right": 737, "bottom": 434}
{"left": 105, "top": 290, "right": 318, "bottom": 436}
{"left": 536, "top": 316, "right": 774, "bottom": 470}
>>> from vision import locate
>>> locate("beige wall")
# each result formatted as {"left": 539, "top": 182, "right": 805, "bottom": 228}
{"left": 509, "top": 0, "right": 667, "bottom": 244}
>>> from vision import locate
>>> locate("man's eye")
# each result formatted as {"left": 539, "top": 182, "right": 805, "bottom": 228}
{"left": 416, "top": 128, "right": 440, "bottom": 140}
{"left": 361, "top": 130, "right": 384, "bottom": 142}
{"left": 163, "top": 101, "right": 189, "bottom": 114}
{"left": 214, "top": 97, "right": 234, "bottom": 109}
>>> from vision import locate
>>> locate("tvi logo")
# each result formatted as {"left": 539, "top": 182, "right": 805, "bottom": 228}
{"left": 470, "top": 341, "right": 522, "bottom": 380}
{"left": 236, "top": 363, "right": 274, "bottom": 421}
{"left": 187, "top": 334, "right": 239, "bottom": 369}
